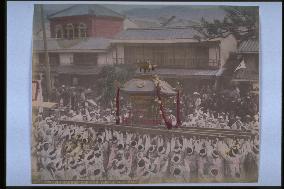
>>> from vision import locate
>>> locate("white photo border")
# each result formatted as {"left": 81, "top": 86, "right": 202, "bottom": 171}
{"left": 6, "top": 1, "right": 282, "bottom": 186}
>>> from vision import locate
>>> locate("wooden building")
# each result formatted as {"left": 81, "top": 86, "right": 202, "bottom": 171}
{"left": 232, "top": 40, "right": 259, "bottom": 96}
{"left": 48, "top": 4, "right": 124, "bottom": 39}
{"left": 32, "top": 5, "right": 241, "bottom": 94}
{"left": 32, "top": 5, "right": 124, "bottom": 88}
{"left": 111, "top": 27, "right": 238, "bottom": 92}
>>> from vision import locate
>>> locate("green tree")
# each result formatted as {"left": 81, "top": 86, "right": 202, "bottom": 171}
{"left": 99, "top": 64, "right": 136, "bottom": 107}
{"left": 193, "top": 6, "right": 259, "bottom": 43}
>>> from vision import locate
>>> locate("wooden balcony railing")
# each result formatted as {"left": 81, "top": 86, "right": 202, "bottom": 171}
{"left": 113, "top": 58, "right": 220, "bottom": 69}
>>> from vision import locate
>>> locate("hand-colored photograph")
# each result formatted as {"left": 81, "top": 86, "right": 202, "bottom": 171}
{"left": 31, "top": 3, "right": 260, "bottom": 184}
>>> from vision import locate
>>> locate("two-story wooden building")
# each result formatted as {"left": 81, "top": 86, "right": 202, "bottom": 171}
{"left": 232, "top": 40, "right": 259, "bottom": 96}
{"left": 33, "top": 4, "right": 240, "bottom": 94}
{"left": 32, "top": 4, "right": 124, "bottom": 87}
{"left": 110, "top": 27, "right": 238, "bottom": 92}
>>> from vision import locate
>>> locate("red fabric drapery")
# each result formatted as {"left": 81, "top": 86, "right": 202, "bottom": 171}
{"left": 156, "top": 83, "right": 173, "bottom": 130}
{"left": 176, "top": 89, "right": 181, "bottom": 128}
{"left": 115, "top": 87, "right": 120, "bottom": 125}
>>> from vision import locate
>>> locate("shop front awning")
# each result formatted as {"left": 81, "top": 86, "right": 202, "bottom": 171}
{"left": 136, "top": 68, "right": 222, "bottom": 79}
{"left": 57, "top": 65, "right": 102, "bottom": 75}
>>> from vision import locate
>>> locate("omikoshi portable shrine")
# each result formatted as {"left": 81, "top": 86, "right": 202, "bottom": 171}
{"left": 114, "top": 64, "right": 182, "bottom": 129}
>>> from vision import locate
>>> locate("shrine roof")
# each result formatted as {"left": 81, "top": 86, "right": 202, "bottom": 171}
{"left": 121, "top": 77, "right": 176, "bottom": 96}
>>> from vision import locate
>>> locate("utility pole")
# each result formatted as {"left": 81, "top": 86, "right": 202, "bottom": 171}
{"left": 40, "top": 4, "right": 51, "bottom": 101}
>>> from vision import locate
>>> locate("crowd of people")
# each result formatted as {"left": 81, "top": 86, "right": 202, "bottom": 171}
{"left": 45, "top": 84, "right": 259, "bottom": 133}
{"left": 33, "top": 82, "right": 260, "bottom": 182}
{"left": 180, "top": 109, "right": 259, "bottom": 134}
{"left": 45, "top": 83, "right": 259, "bottom": 129}
{"left": 181, "top": 85, "right": 259, "bottom": 122}
{"left": 32, "top": 116, "right": 259, "bottom": 182}
{"left": 176, "top": 84, "right": 259, "bottom": 133}
{"left": 48, "top": 85, "right": 96, "bottom": 109}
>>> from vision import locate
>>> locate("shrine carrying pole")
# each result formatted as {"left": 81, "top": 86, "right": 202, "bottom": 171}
{"left": 58, "top": 120, "right": 254, "bottom": 139}
{"left": 114, "top": 80, "right": 120, "bottom": 125}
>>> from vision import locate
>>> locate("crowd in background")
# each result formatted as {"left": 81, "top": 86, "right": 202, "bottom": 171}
{"left": 48, "top": 85, "right": 96, "bottom": 109}
{"left": 179, "top": 84, "right": 259, "bottom": 133}
{"left": 181, "top": 84, "right": 258, "bottom": 121}
{"left": 38, "top": 83, "right": 259, "bottom": 134}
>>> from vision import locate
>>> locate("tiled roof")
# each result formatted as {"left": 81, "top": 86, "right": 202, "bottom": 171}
{"left": 163, "top": 18, "right": 199, "bottom": 28}
{"left": 128, "top": 18, "right": 161, "bottom": 28}
{"left": 33, "top": 37, "right": 111, "bottom": 52}
{"left": 114, "top": 27, "right": 200, "bottom": 40}
{"left": 48, "top": 4, "right": 124, "bottom": 19}
{"left": 238, "top": 40, "right": 259, "bottom": 53}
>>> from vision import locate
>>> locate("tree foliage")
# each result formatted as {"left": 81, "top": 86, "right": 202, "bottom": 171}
{"left": 193, "top": 6, "right": 259, "bottom": 43}
{"left": 99, "top": 64, "right": 136, "bottom": 107}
